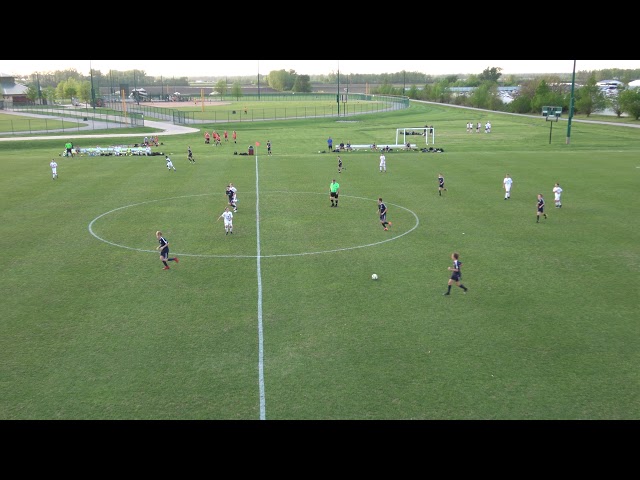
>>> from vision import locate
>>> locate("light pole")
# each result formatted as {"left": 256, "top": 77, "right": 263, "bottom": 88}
{"left": 337, "top": 60, "right": 340, "bottom": 116}
{"left": 566, "top": 60, "right": 576, "bottom": 145}
{"left": 258, "top": 60, "right": 261, "bottom": 100}
{"left": 90, "top": 60, "right": 96, "bottom": 111}
{"left": 36, "top": 72, "right": 41, "bottom": 105}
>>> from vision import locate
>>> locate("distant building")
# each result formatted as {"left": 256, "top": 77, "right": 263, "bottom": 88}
{"left": 0, "top": 73, "right": 29, "bottom": 107}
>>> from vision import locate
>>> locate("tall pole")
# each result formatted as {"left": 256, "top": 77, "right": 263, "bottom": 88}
{"left": 257, "top": 60, "right": 261, "bottom": 100}
{"left": 90, "top": 60, "right": 96, "bottom": 111}
{"left": 36, "top": 72, "right": 41, "bottom": 105}
{"left": 566, "top": 60, "right": 576, "bottom": 145}
{"left": 403, "top": 70, "right": 406, "bottom": 95}
{"left": 337, "top": 60, "right": 340, "bottom": 116}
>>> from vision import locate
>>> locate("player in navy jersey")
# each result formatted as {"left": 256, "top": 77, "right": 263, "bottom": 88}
{"left": 536, "top": 194, "right": 548, "bottom": 222}
{"left": 377, "top": 197, "right": 392, "bottom": 231}
{"left": 438, "top": 173, "right": 447, "bottom": 196}
{"left": 187, "top": 146, "right": 195, "bottom": 164}
{"left": 156, "top": 231, "right": 179, "bottom": 270}
{"left": 443, "top": 252, "right": 468, "bottom": 295}
{"left": 226, "top": 184, "right": 237, "bottom": 211}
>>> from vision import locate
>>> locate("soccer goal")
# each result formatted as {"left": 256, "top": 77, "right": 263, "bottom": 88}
{"left": 396, "top": 127, "right": 435, "bottom": 146}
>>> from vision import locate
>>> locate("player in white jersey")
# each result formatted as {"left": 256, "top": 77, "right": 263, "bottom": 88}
{"left": 217, "top": 206, "right": 234, "bottom": 234}
{"left": 379, "top": 153, "right": 386, "bottom": 173}
{"left": 552, "top": 183, "right": 563, "bottom": 208}
{"left": 165, "top": 155, "right": 176, "bottom": 171}
{"left": 503, "top": 173, "right": 513, "bottom": 200}
{"left": 50, "top": 159, "right": 58, "bottom": 179}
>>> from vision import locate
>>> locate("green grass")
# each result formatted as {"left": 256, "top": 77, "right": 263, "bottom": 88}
{"left": 1, "top": 102, "right": 638, "bottom": 419}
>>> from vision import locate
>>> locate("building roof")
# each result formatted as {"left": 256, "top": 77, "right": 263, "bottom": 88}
{"left": 0, "top": 76, "right": 29, "bottom": 96}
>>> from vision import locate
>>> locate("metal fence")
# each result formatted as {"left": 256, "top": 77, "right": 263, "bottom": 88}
{"left": 0, "top": 93, "right": 408, "bottom": 134}
{"left": 0, "top": 104, "right": 144, "bottom": 136}
{"left": 107, "top": 93, "right": 409, "bottom": 125}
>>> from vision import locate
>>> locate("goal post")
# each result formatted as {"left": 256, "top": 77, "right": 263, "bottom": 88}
{"left": 396, "top": 127, "right": 435, "bottom": 146}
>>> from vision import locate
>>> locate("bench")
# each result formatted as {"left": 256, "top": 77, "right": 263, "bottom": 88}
{"left": 346, "top": 144, "right": 417, "bottom": 150}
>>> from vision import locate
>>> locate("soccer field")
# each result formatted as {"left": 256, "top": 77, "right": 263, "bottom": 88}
{"left": 1, "top": 102, "right": 639, "bottom": 420}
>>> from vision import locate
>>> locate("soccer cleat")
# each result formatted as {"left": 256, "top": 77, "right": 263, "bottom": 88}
{"left": 387, "top": 222, "right": 392, "bottom": 226}
{"left": 384, "top": 227, "right": 388, "bottom": 231}
{"left": 443, "top": 292, "right": 450, "bottom": 296}
{"left": 174, "top": 257, "right": 179, "bottom": 263}
{"left": 163, "top": 266, "right": 170, "bottom": 270}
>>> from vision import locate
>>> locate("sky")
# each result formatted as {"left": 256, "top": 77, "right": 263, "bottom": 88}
{"left": 2, "top": 60, "right": 640, "bottom": 78}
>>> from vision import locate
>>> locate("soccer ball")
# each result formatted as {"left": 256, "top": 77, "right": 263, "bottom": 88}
{"left": 371, "top": 273, "right": 378, "bottom": 280}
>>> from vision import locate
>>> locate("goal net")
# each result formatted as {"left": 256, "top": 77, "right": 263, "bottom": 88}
{"left": 396, "top": 127, "right": 435, "bottom": 146}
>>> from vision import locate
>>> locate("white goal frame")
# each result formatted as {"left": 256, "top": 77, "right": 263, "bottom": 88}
{"left": 396, "top": 127, "right": 435, "bottom": 146}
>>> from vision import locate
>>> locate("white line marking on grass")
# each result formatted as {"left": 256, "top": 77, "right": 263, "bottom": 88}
{"left": 88, "top": 192, "right": 420, "bottom": 258}
{"left": 255, "top": 156, "right": 266, "bottom": 420}
{"left": 88, "top": 188, "right": 419, "bottom": 422}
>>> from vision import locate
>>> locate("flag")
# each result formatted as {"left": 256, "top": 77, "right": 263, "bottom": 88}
{"left": 255, "top": 142, "right": 260, "bottom": 146}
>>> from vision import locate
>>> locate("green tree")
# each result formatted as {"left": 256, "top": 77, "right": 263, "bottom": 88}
{"left": 574, "top": 75, "right": 607, "bottom": 117}
{"left": 231, "top": 82, "right": 243, "bottom": 100}
{"left": 63, "top": 78, "right": 81, "bottom": 103}
{"left": 79, "top": 81, "right": 92, "bottom": 104}
{"left": 215, "top": 79, "right": 228, "bottom": 98}
{"left": 469, "top": 82, "right": 495, "bottom": 109}
{"left": 608, "top": 86, "right": 625, "bottom": 117}
{"left": 26, "top": 84, "right": 39, "bottom": 103}
{"left": 478, "top": 67, "right": 502, "bottom": 83}
{"left": 531, "top": 79, "right": 564, "bottom": 113}
{"left": 406, "top": 84, "right": 420, "bottom": 99}
{"left": 267, "top": 69, "right": 296, "bottom": 91}
{"left": 292, "top": 74, "right": 312, "bottom": 93}
{"left": 508, "top": 94, "right": 533, "bottom": 114}
{"left": 618, "top": 88, "right": 640, "bottom": 120}
{"left": 43, "top": 86, "right": 57, "bottom": 105}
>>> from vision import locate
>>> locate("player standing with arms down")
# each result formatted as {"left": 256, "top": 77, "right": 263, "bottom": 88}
{"left": 552, "top": 183, "right": 563, "bottom": 208}
{"left": 329, "top": 179, "right": 340, "bottom": 207}
{"left": 379, "top": 152, "right": 387, "bottom": 173}
{"left": 50, "top": 159, "right": 58, "bottom": 179}
{"left": 503, "top": 174, "right": 513, "bottom": 200}
{"left": 536, "top": 194, "right": 548, "bottom": 222}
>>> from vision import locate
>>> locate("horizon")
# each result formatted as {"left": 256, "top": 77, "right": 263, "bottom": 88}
{"left": 3, "top": 60, "right": 640, "bottom": 78}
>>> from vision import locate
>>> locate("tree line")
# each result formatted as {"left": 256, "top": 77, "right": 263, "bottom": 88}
{"left": 19, "top": 66, "right": 640, "bottom": 120}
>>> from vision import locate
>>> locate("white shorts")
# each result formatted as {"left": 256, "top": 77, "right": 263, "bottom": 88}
{"left": 224, "top": 220, "right": 232, "bottom": 227}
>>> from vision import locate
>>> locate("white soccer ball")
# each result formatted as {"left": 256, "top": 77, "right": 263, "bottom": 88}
{"left": 371, "top": 273, "right": 378, "bottom": 280}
